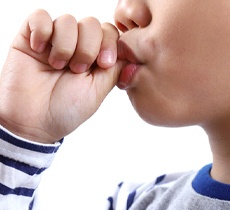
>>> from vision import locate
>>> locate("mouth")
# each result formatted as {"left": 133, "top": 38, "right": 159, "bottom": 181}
{"left": 117, "top": 39, "right": 140, "bottom": 63}
{"left": 117, "top": 39, "right": 142, "bottom": 90}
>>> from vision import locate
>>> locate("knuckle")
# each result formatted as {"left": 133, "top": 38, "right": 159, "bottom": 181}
{"left": 102, "top": 22, "right": 119, "bottom": 39}
{"left": 77, "top": 48, "right": 98, "bottom": 63}
{"left": 80, "top": 16, "right": 100, "bottom": 25}
{"left": 40, "top": 25, "right": 52, "bottom": 37}
{"left": 102, "top": 22, "right": 116, "bottom": 30}
{"left": 58, "top": 14, "right": 77, "bottom": 24}
{"left": 78, "top": 17, "right": 102, "bottom": 34}
{"left": 32, "top": 9, "right": 48, "bottom": 17}
{"left": 54, "top": 47, "right": 74, "bottom": 59}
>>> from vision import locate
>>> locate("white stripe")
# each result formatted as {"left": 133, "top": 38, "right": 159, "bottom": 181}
{"left": 116, "top": 181, "right": 144, "bottom": 210}
{"left": 0, "top": 162, "right": 41, "bottom": 190}
{"left": 0, "top": 194, "right": 35, "bottom": 210}
{"left": 0, "top": 140, "right": 56, "bottom": 168}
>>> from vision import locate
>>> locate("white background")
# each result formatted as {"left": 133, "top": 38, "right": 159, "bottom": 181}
{"left": 0, "top": 1, "right": 212, "bottom": 209}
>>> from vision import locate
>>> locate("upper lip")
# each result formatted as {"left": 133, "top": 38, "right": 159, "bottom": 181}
{"left": 117, "top": 38, "right": 141, "bottom": 64}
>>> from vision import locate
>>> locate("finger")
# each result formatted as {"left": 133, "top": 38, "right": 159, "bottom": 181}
{"left": 92, "top": 60, "right": 127, "bottom": 103}
{"left": 48, "top": 14, "right": 78, "bottom": 70}
{"left": 69, "top": 17, "right": 103, "bottom": 73}
{"left": 29, "top": 9, "right": 53, "bottom": 53}
{"left": 96, "top": 23, "right": 119, "bottom": 69}
{"left": 16, "top": 9, "right": 53, "bottom": 54}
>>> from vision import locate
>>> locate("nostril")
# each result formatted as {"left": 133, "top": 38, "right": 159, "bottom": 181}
{"left": 131, "top": 20, "right": 138, "bottom": 28}
{"left": 115, "top": 20, "right": 139, "bottom": 33}
{"left": 114, "top": 0, "right": 151, "bottom": 32}
{"left": 115, "top": 21, "right": 128, "bottom": 32}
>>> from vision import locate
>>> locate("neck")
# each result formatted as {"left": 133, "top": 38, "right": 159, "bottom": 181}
{"left": 203, "top": 121, "right": 230, "bottom": 184}
{"left": 210, "top": 138, "right": 230, "bottom": 184}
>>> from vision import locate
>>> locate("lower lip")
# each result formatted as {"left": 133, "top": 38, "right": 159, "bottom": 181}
{"left": 117, "top": 63, "right": 139, "bottom": 90}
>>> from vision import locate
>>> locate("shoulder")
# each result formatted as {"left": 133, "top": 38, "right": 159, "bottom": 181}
{"left": 106, "top": 170, "right": 194, "bottom": 210}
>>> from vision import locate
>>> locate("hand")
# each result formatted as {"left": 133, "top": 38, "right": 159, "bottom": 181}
{"left": 0, "top": 9, "right": 125, "bottom": 144}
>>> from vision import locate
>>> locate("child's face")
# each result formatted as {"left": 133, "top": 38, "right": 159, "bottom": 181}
{"left": 114, "top": 0, "right": 230, "bottom": 127}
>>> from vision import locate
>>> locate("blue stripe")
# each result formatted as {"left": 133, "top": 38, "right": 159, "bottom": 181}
{"left": 107, "top": 197, "right": 114, "bottom": 210}
{"left": 118, "top": 182, "right": 123, "bottom": 187}
{"left": 0, "top": 183, "right": 34, "bottom": 197}
{"left": 0, "top": 154, "right": 46, "bottom": 175}
{"left": 0, "top": 128, "right": 63, "bottom": 154}
{"left": 127, "top": 190, "right": 136, "bottom": 210}
{"left": 155, "top": 174, "right": 166, "bottom": 185}
{"left": 29, "top": 198, "right": 35, "bottom": 210}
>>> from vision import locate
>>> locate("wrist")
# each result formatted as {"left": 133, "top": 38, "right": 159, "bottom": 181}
{"left": 0, "top": 92, "right": 59, "bottom": 144}
{"left": 0, "top": 115, "right": 58, "bottom": 144}
{"left": 0, "top": 120, "right": 59, "bottom": 146}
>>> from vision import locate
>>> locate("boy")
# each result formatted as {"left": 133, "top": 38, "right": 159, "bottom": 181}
{"left": 1, "top": 0, "right": 230, "bottom": 209}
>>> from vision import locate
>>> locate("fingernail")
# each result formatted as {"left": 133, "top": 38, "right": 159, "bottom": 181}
{"left": 72, "top": 63, "right": 88, "bottom": 73}
{"left": 99, "top": 50, "right": 114, "bottom": 64}
{"left": 37, "top": 42, "right": 47, "bottom": 53}
{"left": 52, "top": 60, "right": 67, "bottom": 69}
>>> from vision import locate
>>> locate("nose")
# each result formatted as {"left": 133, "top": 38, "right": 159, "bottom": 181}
{"left": 114, "top": 0, "right": 152, "bottom": 32}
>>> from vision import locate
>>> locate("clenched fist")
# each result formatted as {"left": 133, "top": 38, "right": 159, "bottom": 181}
{"left": 0, "top": 9, "right": 125, "bottom": 144}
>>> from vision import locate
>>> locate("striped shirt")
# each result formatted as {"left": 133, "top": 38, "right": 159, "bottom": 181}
{"left": 1, "top": 125, "right": 230, "bottom": 210}
{"left": 0, "top": 125, "right": 62, "bottom": 210}
{"left": 105, "top": 165, "right": 230, "bottom": 210}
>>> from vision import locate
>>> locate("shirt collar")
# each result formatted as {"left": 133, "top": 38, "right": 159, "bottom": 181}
{"left": 192, "top": 164, "right": 230, "bottom": 201}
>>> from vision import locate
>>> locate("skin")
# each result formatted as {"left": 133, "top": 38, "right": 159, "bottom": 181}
{"left": 0, "top": 9, "right": 125, "bottom": 143}
{"left": 114, "top": 0, "right": 230, "bottom": 184}
{"left": 1, "top": 0, "right": 230, "bottom": 185}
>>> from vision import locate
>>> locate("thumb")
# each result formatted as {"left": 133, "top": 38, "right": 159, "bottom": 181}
{"left": 92, "top": 59, "right": 126, "bottom": 102}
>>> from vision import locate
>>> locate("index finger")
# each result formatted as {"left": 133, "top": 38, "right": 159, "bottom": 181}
{"left": 96, "top": 22, "right": 120, "bottom": 69}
